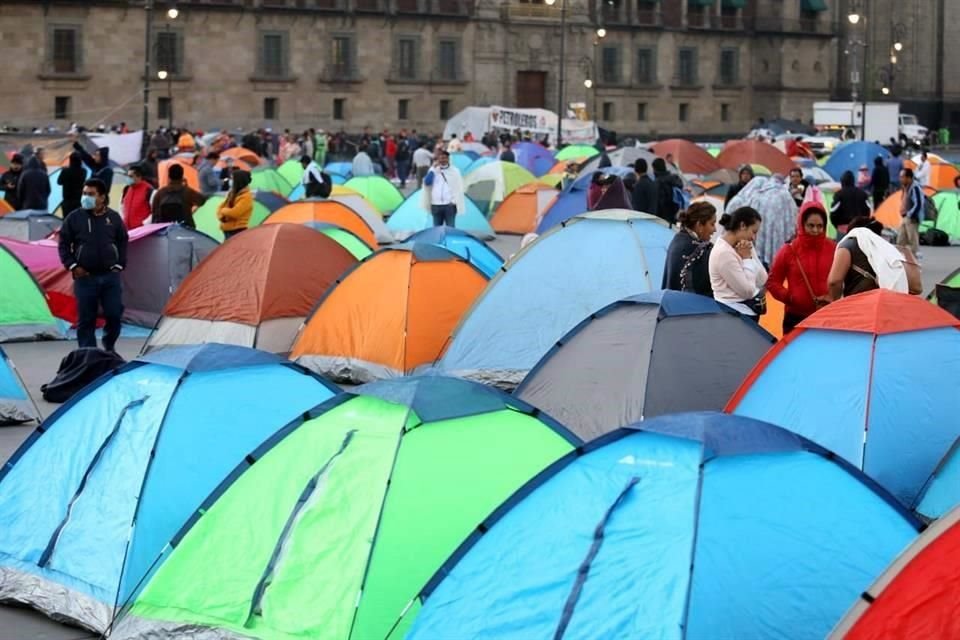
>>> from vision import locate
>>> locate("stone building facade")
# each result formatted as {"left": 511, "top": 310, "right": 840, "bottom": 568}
{"left": 1, "top": 0, "right": 845, "bottom": 137}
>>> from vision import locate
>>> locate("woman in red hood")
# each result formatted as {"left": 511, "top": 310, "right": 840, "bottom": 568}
{"left": 767, "top": 201, "right": 836, "bottom": 334}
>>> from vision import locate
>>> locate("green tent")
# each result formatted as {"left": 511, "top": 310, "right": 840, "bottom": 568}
{"left": 930, "top": 190, "right": 960, "bottom": 240}
{"left": 116, "top": 377, "right": 578, "bottom": 640}
{"left": 464, "top": 160, "right": 537, "bottom": 214}
{"left": 278, "top": 160, "right": 305, "bottom": 188}
{"left": 555, "top": 144, "right": 600, "bottom": 161}
{"left": 927, "top": 267, "right": 960, "bottom": 303}
{"left": 304, "top": 222, "right": 374, "bottom": 260}
{"left": 193, "top": 196, "right": 273, "bottom": 242}
{"left": 0, "top": 245, "right": 60, "bottom": 342}
{"left": 251, "top": 169, "right": 294, "bottom": 196}
{"left": 343, "top": 176, "right": 404, "bottom": 214}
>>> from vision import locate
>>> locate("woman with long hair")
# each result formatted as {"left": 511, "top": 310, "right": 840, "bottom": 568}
{"left": 217, "top": 169, "right": 253, "bottom": 239}
{"left": 708, "top": 206, "right": 767, "bottom": 320}
{"left": 663, "top": 201, "right": 717, "bottom": 297}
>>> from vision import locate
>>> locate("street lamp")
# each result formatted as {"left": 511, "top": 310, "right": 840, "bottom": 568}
{"left": 544, "top": 0, "right": 566, "bottom": 147}
{"left": 584, "top": 78, "right": 593, "bottom": 89}
{"left": 596, "top": 27, "right": 606, "bottom": 38}
{"left": 142, "top": 1, "right": 179, "bottom": 151}
{"left": 157, "top": 69, "right": 173, "bottom": 129}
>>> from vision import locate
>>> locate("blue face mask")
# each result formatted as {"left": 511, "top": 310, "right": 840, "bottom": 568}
{"left": 81, "top": 195, "right": 96, "bottom": 210}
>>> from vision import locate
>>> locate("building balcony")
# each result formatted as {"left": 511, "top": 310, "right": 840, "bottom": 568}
{"left": 429, "top": 70, "right": 468, "bottom": 85}
{"left": 319, "top": 64, "right": 363, "bottom": 83}
{"left": 500, "top": 3, "right": 563, "bottom": 21}
{"left": 748, "top": 16, "right": 837, "bottom": 36}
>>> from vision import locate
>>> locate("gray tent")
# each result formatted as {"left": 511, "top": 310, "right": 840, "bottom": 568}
{"left": 0, "top": 210, "right": 61, "bottom": 241}
{"left": 515, "top": 290, "right": 775, "bottom": 442}
{"left": 123, "top": 224, "right": 219, "bottom": 327}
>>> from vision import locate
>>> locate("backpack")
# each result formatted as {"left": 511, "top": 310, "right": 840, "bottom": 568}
{"left": 41, "top": 348, "right": 126, "bottom": 404}
{"left": 924, "top": 195, "right": 938, "bottom": 222}
{"left": 396, "top": 139, "right": 411, "bottom": 162}
{"left": 672, "top": 186, "right": 690, "bottom": 215}
{"left": 306, "top": 170, "right": 332, "bottom": 198}
{"left": 923, "top": 227, "right": 949, "bottom": 247}
{"left": 156, "top": 188, "right": 188, "bottom": 223}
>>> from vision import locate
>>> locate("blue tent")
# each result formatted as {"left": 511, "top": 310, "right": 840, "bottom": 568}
{"left": 402, "top": 226, "right": 504, "bottom": 277}
{"left": 915, "top": 438, "right": 960, "bottom": 520}
{"left": 0, "top": 346, "right": 38, "bottom": 424}
{"left": 535, "top": 185, "right": 589, "bottom": 233}
{"left": 438, "top": 211, "right": 674, "bottom": 388}
{"left": 449, "top": 152, "right": 476, "bottom": 174}
{"left": 407, "top": 412, "right": 920, "bottom": 640}
{"left": 823, "top": 141, "right": 892, "bottom": 181}
{"left": 570, "top": 164, "right": 635, "bottom": 191}
{"left": 464, "top": 156, "right": 496, "bottom": 175}
{"left": 0, "top": 344, "right": 337, "bottom": 633}
{"left": 48, "top": 166, "right": 91, "bottom": 214}
{"left": 513, "top": 141, "right": 556, "bottom": 177}
{"left": 323, "top": 161, "right": 353, "bottom": 179}
{"left": 387, "top": 189, "right": 494, "bottom": 240}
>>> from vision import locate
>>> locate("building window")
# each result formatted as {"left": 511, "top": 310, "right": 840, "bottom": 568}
{"left": 602, "top": 101, "right": 615, "bottom": 121}
{"left": 153, "top": 30, "right": 183, "bottom": 76}
{"left": 49, "top": 26, "right": 81, "bottom": 74}
{"left": 439, "top": 99, "right": 452, "bottom": 119}
{"left": 258, "top": 31, "right": 289, "bottom": 78}
{"left": 333, "top": 98, "right": 346, "bottom": 120}
{"left": 436, "top": 39, "right": 460, "bottom": 82}
{"left": 721, "top": 103, "right": 730, "bottom": 122}
{"left": 719, "top": 48, "right": 739, "bottom": 85}
{"left": 636, "top": 102, "right": 647, "bottom": 121}
{"left": 679, "top": 103, "right": 689, "bottom": 122}
{"left": 398, "top": 99, "right": 410, "bottom": 120}
{"left": 636, "top": 47, "right": 656, "bottom": 85}
{"left": 263, "top": 97, "right": 278, "bottom": 120}
{"left": 54, "top": 96, "right": 71, "bottom": 120}
{"left": 601, "top": 46, "right": 620, "bottom": 84}
{"left": 331, "top": 35, "right": 354, "bottom": 77}
{"left": 158, "top": 96, "right": 172, "bottom": 121}
{"left": 397, "top": 37, "right": 419, "bottom": 80}
{"left": 677, "top": 47, "right": 698, "bottom": 86}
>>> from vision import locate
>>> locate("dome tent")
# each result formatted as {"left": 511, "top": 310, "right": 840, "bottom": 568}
{"left": 343, "top": 175, "right": 404, "bottom": 213}
{"left": 0, "top": 345, "right": 39, "bottom": 424}
{"left": 728, "top": 289, "right": 960, "bottom": 506}
{"left": 402, "top": 226, "right": 503, "bottom": 277}
{"left": 387, "top": 189, "right": 494, "bottom": 241}
{"left": 0, "top": 244, "right": 60, "bottom": 342}
{"left": 490, "top": 182, "right": 558, "bottom": 235}
{"left": 302, "top": 222, "right": 374, "bottom": 260}
{"left": 112, "top": 376, "right": 580, "bottom": 640}
{"left": 0, "top": 210, "right": 61, "bottom": 242}
{"left": 406, "top": 412, "right": 920, "bottom": 640}
{"left": 0, "top": 344, "right": 337, "bottom": 633}
{"left": 265, "top": 200, "right": 388, "bottom": 247}
{"left": 914, "top": 437, "right": 960, "bottom": 520}
{"left": 516, "top": 291, "right": 775, "bottom": 441}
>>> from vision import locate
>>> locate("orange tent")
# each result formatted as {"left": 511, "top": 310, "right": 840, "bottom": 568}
{"left": 0, "top": 200, "right": 13, "bottom": 216}
{"left": 760, "top": 293, "right": 785, "bottom": 340}
{"left": 716, "top": 140, "right": 796, "bottom": 175}
{"left": 291, "top": 246, "right": 489, "bottom": 383}
{"left": 651, "top": 139, "right": 722, "bottom": 175}
{"left": 158, "top": 158, "right": 200, "bottom": 190}
{"left": 918, "top": 163, "right": 960, "bottom": 190}
{"left": 216, "top": 158, "right": 254, "bottom": 173}
{"left": 221, "top": 147, "right": 261, "bottom": 167}
{"left": 265, "top": 201, "right": 379, "bottom": 248}
{"left": 490, "top": 183, "right": 558, "bottom": 235}
{"left": 145, "top": 224, "right": 358, "bottom": 354}
{"left": 873, "top": 185, "right": 937, "bottom": 229}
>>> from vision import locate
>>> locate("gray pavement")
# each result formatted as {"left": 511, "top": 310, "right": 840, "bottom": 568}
{"left": 0, "top": 242, "right": 956, "bottom": 639}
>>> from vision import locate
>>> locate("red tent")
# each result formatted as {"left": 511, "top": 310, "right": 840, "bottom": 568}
{"left": 716, "top": 139, "right": 796, "bottom": 175}
{"left": 650, "top": 139, "right": 721, "bottom": 175}
{"left": 830, "top": 506, "right": 960, "bottom": 639}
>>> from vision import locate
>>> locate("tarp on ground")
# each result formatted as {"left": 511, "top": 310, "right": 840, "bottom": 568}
{"left": 407, "top": 412, "right": 919, "bottom": 640}
{"left": 388, "top": 190, "right": 493, "bottom": 241}
{"left": 0, "top": 344, "right": 337, "bottom": 633}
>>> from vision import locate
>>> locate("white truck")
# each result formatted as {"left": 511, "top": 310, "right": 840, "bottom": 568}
{"left": 812, "top": 102, "right": 928, "bottom": 147}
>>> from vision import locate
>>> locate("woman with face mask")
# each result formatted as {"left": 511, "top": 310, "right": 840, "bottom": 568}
{"left": 217, "top": 170, "right": 253, "bottom": 239}
{"left": 709, "top": 206, "right": 767, "bottom": 320}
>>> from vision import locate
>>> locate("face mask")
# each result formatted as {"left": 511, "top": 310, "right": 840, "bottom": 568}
{"left": 81, "top": 195, "right": 96, "bottom": 210}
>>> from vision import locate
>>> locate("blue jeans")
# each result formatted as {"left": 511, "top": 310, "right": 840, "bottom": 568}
{"left": 74, "top": 272, "right": 123, "bottom": 351}
{"left": 431, "top": 204, "right": 457, "bottom": 227}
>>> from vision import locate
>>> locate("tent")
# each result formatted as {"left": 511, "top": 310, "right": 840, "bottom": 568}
{"left": 516, "top": 291, "right": 775, "bottom": 441}
{"left": 193, "top": 195, "right": 274, "bottom": 242}
{"left": 0, "top": 210, "right": 61, "bottom": 241}
{"left": 464, "top": 156, "right": 495, "bottom": 175}
{"left": 343, "top": 176, "right": 404, "bottom": 213}
{"left": 330, "top": 191, "right": 387, "bottom": 221}
{"left": 387, "top": 190, "right": 494, "bottom": 241}
{"left": 873, "top": 185, "right": 937, "bottom": 229}
{"left": 0, "top": 345, "right": 39, "bottom": 424}
{"left": 830, "top": 505, "right": 960, "bottom": 639}
{"left": 323, "top": 161, "right": 352, "bottom": 179}
{"left": 568, "top": 164, "right": 636, "bottom": 191}
{"left": 716, "top": 139, "right": 796, "bottom": 175}
{"left": 0, "top": 199, "right": 12, "bottom": 215}
{"left": 0, "top": 344, "right": 337, "bottom": 633}
{"left": 555, "top": 144, "right": 599, "bottom": 161}
{"left": 145, "top": 224, "right": 358, "bottom": 354}
{"left": 264, "top": 200, "right": 387, "bottom": 246}
{"left": 929, "top": 190, "right": 960, "bottom": 240}
{"left": 402, "top": 226, "right": 504, "bottom": 277}
{"left": 650, "top": 139, "right": 722, "bottom": 175}
{"left": 534, "top": 183, "right": 588, "bottom": 233}
{"left": 158, "top": 159, "right": 200, "bottom": 191}
{"left": 253, "top": 190, "right": 290, "bottom": 215}
{"left": 277, "top": 159, "right": 304, "bottom": 187}
{"left": 580, "top": 147, "right": 659, "bottom": 174}
{"left": 914, "top": 438, "right": 960, "bottom": 520}
{"left": 406, "top": 412, "right": 920, "bottom": 640}
{"left": 823, "top": 141, "right": 892, "bottom": 181}
{"left": 288, "top": 173, "right": 347, "bottom": 200}
{"left": 724, "top": 175, "right": 797, "bottom": 265}
{"left": 728, "top": 289, "right": 960, "bottom": 506}
{"left": 48, "top": 166, "right": 91, "bottom": 214}
{"left": 449, "top": 151, "right": 476, "bottom": 173}
{"left": 490, "top": 183, "right": 558, "bottom": 234}
{"left": 303, "top": 222, "right": 374, "bottom": 260}
{"left": 438, "top": 211, "right": 675, "bottom": 388}
{"left": 220, "top": 147, "right": 262, "bottom": 166}
{"left": 463, "top": 161, "right": 537, "bottom": 213}
{"left": 112, "top": 376, "right": 579, "bottom": 640}
{"left": 291, "top": 246, "right": 489, "bottom": 383}
{"left": 0, "top": 244, "right": 60, "bottom": 342}
{"left": 511, "top": 141, "right": 556, "bottom": 177}
{"left": 250, "top": 168, "right": 294, "bottom": 196}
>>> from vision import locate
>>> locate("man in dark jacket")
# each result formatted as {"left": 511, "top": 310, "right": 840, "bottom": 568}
{"left": 0, "top": 154, "right": 23, "bottom": 211}
{"left": 151, "top": 163, "right": 206, "bottom": 228}
{"left": 17, "top": 154, "right": 51, "bottom": 211}
{"left": 58, "top": 178, "right": 128, "bottom": 351}
{"left": 73, "top": 141, "right": 113, "bottom": 191}
{"left": 653, "top": 157, "right": 683, "bottom": 225}
{"left": 631, "top": 158, "right": 659, "bottom": 215}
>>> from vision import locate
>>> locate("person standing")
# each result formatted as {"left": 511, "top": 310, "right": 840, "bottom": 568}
{"left": 886, "top": 148, "right": 904, "bottom": 191}
{"left": 313, "top": 128, "right": 327, "bottom": 167}
{"left": 500, "top": 141, "right": 516, "bottom": 163}
{"left": 395, "top": 133, "right": 412, "bottom": 189}
{"left": 663, "top": 202, "right": 717, "bottom": 297}
{"left": 788, "top": 167, "right": 809, "bottom": 207}
{"left": 767, "top": 203, "right": 836, "bottom": 334}
{"left": 422, "top": 149, "right": 465, "bottom": 227}
{"left": 724, "top": 165, "right": 755, "bottom": 209}
{"left": 413, "top": 144, "right": 433, "bottom": 188}
{"left": 897, "top": 167, "right": 924, "bottom": 256}
{"left": 446, "top": 134, "right": 462, "bottom": 153}
{"left": 152, "top": 163, "right": 207, "bottom": 228}
{"left": 914, "top": 151, "right": 931, "bottom": 188}
{"left": 57, "top": 179, "right": 128, "bottom": 352}
{"left": 301, "top": 155, "right": 332, "bottom": 198}
{"left": 870, "top": 156, "right": 891, "bottom": 208}
{"left": 830, "top": 170, "right": 870, "bottom": 239}
{"left": 120, "top": 166, "right": 154, "bottom": 229}
{"left": 72, "top": 142, "right": 113, "bottom": 191}
{"left": 352, "top": 144, "right": 375, "bottom": 177}
{"left": 197, "top": 151, "right": 221, "bottom": 196}
{"left": 709, "top": 206, "right": 767, "bottom": 320}
{"left": 384, "top": 134, "right": 397, "bottom": 179}
{"left": 17, "top": 153, "right": 51, "bottom": 211}
{"left": 828, "top": 216, "right": 923, "bottom": 299}
{"left": 58, "top": 152, "right": 86, "bottom": 215}
{"left": 1, "top": 154, "right": 23, "bottom": 211}
{"left": 217, "top": 169, "right": 253, "bottom": 239}
{"left": 653, "top": 157, "right": 683, "bottom": 226}
{"left": 632, "top": 159, "right": 658, "bottom": 214}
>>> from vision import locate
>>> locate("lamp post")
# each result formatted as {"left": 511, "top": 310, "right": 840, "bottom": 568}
{"left": 142, "top": 1, "right": 179, "bottom": 152}
{"left": 157, "top": 70, "right": 173, "bottom": 129}
{"left": 847, "top": 1, "right": 868, "bottom": 141}
{"left": 579, "top": 57, "right": 595, "bottom": 120}
{"left": 544, "top": 0, "right": 566, "bottom": 147}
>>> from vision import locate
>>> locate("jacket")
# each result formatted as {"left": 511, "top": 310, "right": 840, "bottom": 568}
{"left": 654, "top": 170, "right": 683, "bottom": 225}
{"left": 663, "top": 230, "right": 713, "bottom": 297}
{"left": 152, "top": 180, "right": 207, "bottom": 228}
{"left": 58, "top": 207, "right": 128, "bottom": 274}
{"left": 121, "top": 180, "right": 154, "bottom": 229}
{"left": 198, "top": 161, "right": 221, "bottom": 196}
{"left": 217, "top": 188, "right": 253, "bottom": 231}
{"left": 0, "top": 168, "right": 21, "bottom": 210}
{"left": 17, "top": 156, "right": 51, "bottom": 211}
{"left": 73, "top": 142, "right": 113, "bottom": 191}
{"left": 830, "top": 186, "right": 870, "bottom": 228}
{"left": 58, "top": 155, "right": 86, "bottom": 215}
{"left": 767, "top": 202, "right": 836, "bottom": 317}
{"left": 421, "top": 166, "right": 466, "bottom": 213}
{"left": 632, "top": 174, "right": 658, "bottom": 215}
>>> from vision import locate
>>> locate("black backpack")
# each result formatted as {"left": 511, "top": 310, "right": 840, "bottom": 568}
{"left": 156, "top": 188, "right": 188, "bottom": 223}
{"left": 306, "top": 170, "right": 332, "bottom": 198}
{"left": 923, "top": 227, "right": 949, "bottom": 247}
{"left": 41, "top": 348, "right": 126, "bottom": 404}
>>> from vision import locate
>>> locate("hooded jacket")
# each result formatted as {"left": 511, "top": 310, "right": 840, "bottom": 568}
{"left": 58, "top": 206, "right": 128, "bottom": 274}
{"left": 767, "top": 202, "right": 836, "bottom": 317}
{"left": 17, "top": 156, "right": 51, "bottom": 211}
{"left": 73, "top": 142, "right": 113, "bottom": 191}
{"left": 58, "top": 152, "right": 87, "bottom": 215}
{"left": 724, "top": 165, "right": 755, "bottom": 209}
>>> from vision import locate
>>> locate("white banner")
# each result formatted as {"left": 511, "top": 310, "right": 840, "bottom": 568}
{"left": 88, "top": 131, "right": 144, "bottom": 166}
{"left": 444, "top": 106, "right": 597, "bottom": 146}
